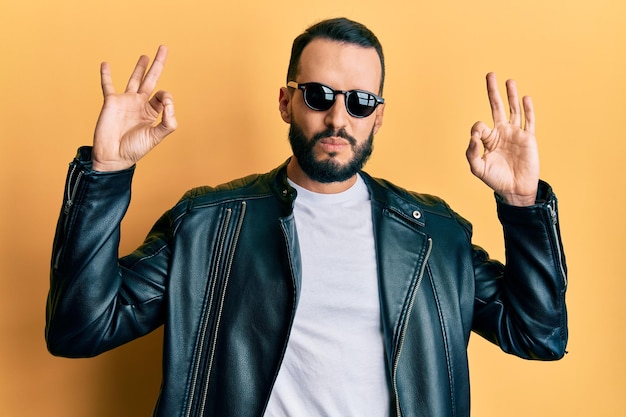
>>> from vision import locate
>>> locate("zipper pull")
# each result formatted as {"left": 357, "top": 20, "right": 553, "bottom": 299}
{"left": 548, "top": 199, "right": 558, "bottom": 225}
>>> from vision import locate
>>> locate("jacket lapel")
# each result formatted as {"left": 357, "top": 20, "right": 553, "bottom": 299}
{"left": 363, "top": 174, "right": 432, "bottom": 362}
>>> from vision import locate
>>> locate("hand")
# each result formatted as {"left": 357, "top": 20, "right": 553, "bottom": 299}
{"left": 92, "top": 45, "right": 178, "bottom": 172}
{"left": 466, "top": 72, "right": 539, "bottom": 206}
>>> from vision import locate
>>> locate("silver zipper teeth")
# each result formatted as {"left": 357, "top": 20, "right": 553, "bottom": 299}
{"left": 548, "top": 201, "right": 567, "bottom": 286}
{"left": 392, "top": 238, "right": 433, "bottom": 417}
{"left": 54, "top": 164, "right": 83, "bottom": 270}
{"left": 64, "top": 165, "right": 83, "bottom": 214}
{"left": 185, "top": 208, "right": 233, "bottom": 417}
{"left": 198, "top": 202, "right": 247, "bottom": 416}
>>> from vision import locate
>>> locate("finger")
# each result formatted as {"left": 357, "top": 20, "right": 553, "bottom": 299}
{"left": 486, "top": 72, "right": 507, "bottom": 125}
{"left": 100, "top": 62, "right": 115, "bottom": 97}
{"left": 506, "top": 79, "right": 521, "bottom": 127}
{"left": 125, "top": 54, "right": 150, "bottom": 93}
{"left": 470, "top": 120, "right": 491, "bottom": 141}
{"left": 152, "top": 91, "right": 178, "bottom": 139}
{"left": 148, "top": 90, "right": 173, "bottom": 113}
{"left": 138, "top": 45, "right": 168, "bottom": 96}
{"left": 522, "top": 95, "right": 535, "bottom": 134}
{"left": 466, "top": 128, "right": 485, "bottom": 178}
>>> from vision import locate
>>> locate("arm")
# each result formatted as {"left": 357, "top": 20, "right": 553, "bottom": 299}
{"left": 46, "top": 47, "right": 178, "bottom": 356}
{"left": 472, "top": 182, "right": 568, "bottom": 359}
{"left": 467, "top": 73, "right": 567, "bottom": 359}
{"left": 46, "top": 149, "right": 174, "bottom": 357}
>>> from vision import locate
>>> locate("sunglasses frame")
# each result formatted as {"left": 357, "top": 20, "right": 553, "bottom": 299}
{"left": 287, "top": 81, "right": 384, "bottom": 118}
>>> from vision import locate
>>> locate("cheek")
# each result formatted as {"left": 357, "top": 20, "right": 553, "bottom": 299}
{"left": 354, "top": 120, "right": 377, "bottom": 140}
{"left": 292, "top": 109, "right": 327, "bottom": 136}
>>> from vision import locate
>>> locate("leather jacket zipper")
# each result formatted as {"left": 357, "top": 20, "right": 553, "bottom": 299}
{"left": 184, "top": 208, "right": 233, "bottom": 417}
{"left": 547, "top": 200, "right": 567, "bottom": 286}
{"left": 392, "top": 237, "right": 432, "bottom": 417}
{"left": 53, "top": 164, "right": 84, "bottom": 270}
{"left": 185, "top": 201, "right": 247, "bottom": 417}
{"left": 64, "top": 164, "right": 83, "bottom": 215}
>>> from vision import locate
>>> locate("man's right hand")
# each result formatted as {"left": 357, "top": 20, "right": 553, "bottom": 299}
{"left": 92, "top": 45, "right": 178, "bottom": 172}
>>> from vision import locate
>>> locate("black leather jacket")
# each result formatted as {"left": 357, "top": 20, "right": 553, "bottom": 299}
{"left": 46, "top": 147, "right": 568, "bottom": 417}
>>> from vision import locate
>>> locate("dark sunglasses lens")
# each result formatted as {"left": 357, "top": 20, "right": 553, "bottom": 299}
{"left": 347, "top": 91, "right": 377, "bottom": 117}
{"left": 304, "top": 84, "right": 335, "bottom": 111}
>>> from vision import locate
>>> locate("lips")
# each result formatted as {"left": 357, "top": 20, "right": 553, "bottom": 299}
{"left": 318, "top": 137, "right": 350, "bottom": 153}
{"left": 320, "top": 137, "right": 349, "bottom": 145}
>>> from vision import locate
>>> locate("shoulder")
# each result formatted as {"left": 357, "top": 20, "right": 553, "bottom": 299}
{"left": 186, "top": 172, "right": 274, "bottom": 203}
{"left": 168, "top": 163, "right": 289, "bottom": 217}
{"left": 360, "top": 172, "right": 473, "bottom": 236}
{"left": 361, "top": 172, "right": 452, "bottom": 216}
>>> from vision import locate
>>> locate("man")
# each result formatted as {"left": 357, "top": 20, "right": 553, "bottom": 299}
{"left": 46, "top": 17, "right": 568, "bottom": 417}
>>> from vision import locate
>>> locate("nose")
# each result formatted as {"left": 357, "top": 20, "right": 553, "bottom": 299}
{"left": 324, "top": 94, "right": 349, "bottom": 130}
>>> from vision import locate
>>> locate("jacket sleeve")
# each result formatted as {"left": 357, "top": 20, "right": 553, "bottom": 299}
{"left": 471, "top": 180, "right": 568, "bottom": 360}
{"left": 46, "top": 147, "right": 172, "bottom": 358}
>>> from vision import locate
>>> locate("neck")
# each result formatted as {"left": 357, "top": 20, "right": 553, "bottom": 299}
{"left": 286, "top": 158, "right": 358, "bottom": 194}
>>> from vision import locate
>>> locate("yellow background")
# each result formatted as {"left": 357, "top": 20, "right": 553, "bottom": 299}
{"left": 1, "top": 0, "right": 624, "bottom": 415}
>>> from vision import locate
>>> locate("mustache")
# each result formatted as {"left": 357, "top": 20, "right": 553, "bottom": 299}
{"left": 311, "top": 128, "right": 357, "bottom": 147}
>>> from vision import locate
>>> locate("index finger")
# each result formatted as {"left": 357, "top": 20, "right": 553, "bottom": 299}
{"left": 486, "top": 72, "right": 507, "bottom": 125}
{"left": 138, "top": 45, "right": 169, "bottom": 95}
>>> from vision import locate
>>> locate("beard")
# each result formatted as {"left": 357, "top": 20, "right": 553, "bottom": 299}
{"left": 288, "top": 122, "right": 374, "bottom": 183}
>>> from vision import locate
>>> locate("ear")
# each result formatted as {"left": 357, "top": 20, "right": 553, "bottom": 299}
{"left": 279, "top": 87, "right": 292, "bottom": 124}
{"left": 372, "top": 103, "right": 385, "bottom": 134}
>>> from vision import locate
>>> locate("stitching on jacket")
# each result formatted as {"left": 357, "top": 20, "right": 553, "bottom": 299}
{"left": 428, "top": 264, "right": 456, "bottom": 416}
{"left": 124, "top": 243, "right": 169, "bottom": 270}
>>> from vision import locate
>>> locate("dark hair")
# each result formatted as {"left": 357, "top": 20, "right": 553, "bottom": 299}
{"left": 286, "top": 17, "right": 385, "bottom": 94}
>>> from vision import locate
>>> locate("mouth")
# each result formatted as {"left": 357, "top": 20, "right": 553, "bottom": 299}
{"left": 318, "top": 137, "right": 350, "bottom": 153}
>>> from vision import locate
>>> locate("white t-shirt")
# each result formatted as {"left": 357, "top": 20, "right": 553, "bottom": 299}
{"left": 264, "top": 175, "right": 391, "bottom": 417}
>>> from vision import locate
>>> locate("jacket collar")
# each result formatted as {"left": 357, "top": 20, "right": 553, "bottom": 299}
{"left": 269, "top": 160, "right": 437, "bottom": 373}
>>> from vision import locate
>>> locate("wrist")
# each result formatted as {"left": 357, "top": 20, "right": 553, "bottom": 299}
{"left": 91, "top": 151, "right": 135, "bottom": 172}
{"left": 498, "top": 192, "right": 537, "bottom": 207}
{"left": 91, "top": 159, "right": 134, "bottom": 172}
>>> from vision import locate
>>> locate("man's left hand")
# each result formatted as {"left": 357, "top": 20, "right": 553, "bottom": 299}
{"left": 466, "top": 72, "right": 540, "bottom": 207}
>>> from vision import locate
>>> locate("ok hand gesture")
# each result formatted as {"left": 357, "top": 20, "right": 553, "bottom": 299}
{"left": 466, "top": 73, "right": 539, "bottom": 206}
{"left": 92, "top": 45, "right": 178, "bottom": 172}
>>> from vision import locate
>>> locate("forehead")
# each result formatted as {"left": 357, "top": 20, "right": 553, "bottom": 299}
{"left": 297, "top": 38, "right": 382, "bottom": 92}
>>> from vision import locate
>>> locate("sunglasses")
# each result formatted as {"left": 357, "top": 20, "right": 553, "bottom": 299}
{"left": 287, "top": 81, "right": 384, "bottom": 118}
